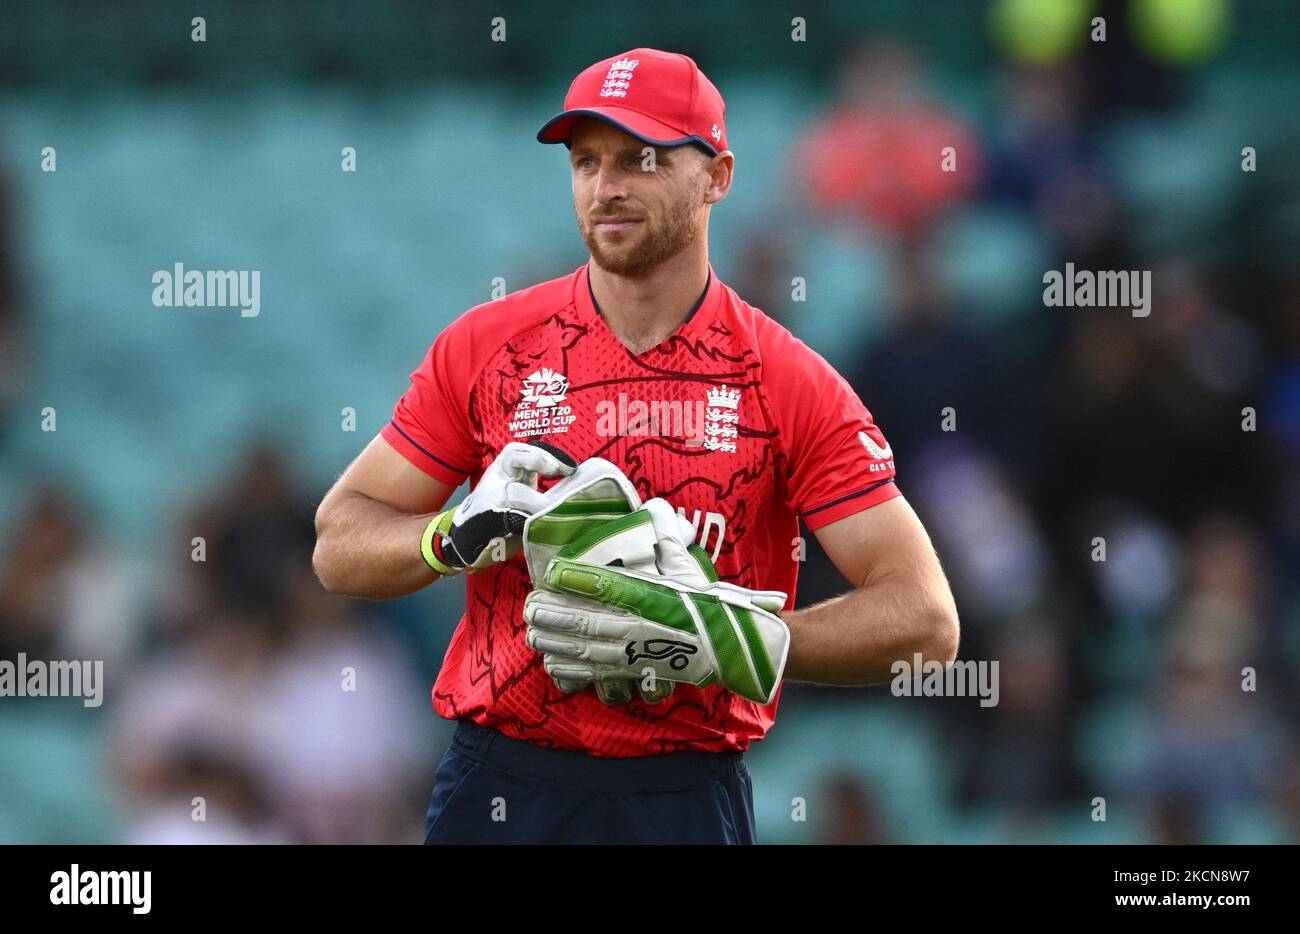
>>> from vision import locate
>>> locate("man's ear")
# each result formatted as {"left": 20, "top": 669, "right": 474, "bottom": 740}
{"left": 704, "top": 150, "right": 734, "bottom": 205}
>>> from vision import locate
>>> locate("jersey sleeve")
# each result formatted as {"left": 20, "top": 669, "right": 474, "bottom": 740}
{"left": 380, "top": 317, "right": 479, "bottom": 486}
{"left": 763, "top": 321, "right": 901, "bottom": 531}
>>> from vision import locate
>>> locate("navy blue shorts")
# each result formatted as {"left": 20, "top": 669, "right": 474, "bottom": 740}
{"left": 423, "top": 719, "right": 756, "bottom": 844}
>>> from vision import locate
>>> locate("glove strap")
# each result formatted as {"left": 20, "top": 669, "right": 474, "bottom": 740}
{"left": 687, "top": 544, "right": 720, "bottom": 582}
{"left": 421, "top": 509, "right": 464, "bottom": 576}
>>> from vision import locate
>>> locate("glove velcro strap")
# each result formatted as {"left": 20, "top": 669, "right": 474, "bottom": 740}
{"left": 554, "top": 509, "right": 654, "bottom": 561}
{"left": 421, "top": 510, "right": 462, "bottom": 576}
{"left": 692, "top": 598, "right": 777, "bottom": 704}
{"left": 552, "top": 505, "right": 722, "bottom": 586}
{"left": 544, "top": 558, "right": 779, "bottom": 704}
{"left": 546, "top": 559, "right": 695, "bottom": 632}
{"left": 687, "top": 544, "right": 719, "bottom": 582}
{"left": 525, "top": 499, "right": 642, "bottom": 548}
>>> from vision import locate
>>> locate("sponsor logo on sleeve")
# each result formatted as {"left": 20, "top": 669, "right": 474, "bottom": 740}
{"left": 859, "top": 430, "right": 894, "bottom": 472}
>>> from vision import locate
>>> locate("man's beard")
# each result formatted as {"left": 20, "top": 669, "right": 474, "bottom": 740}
{"left": 579, "top": 197, "right": 699, "bottom": 278}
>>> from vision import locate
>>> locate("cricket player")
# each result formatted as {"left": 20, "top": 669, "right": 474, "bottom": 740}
{"left": 313, "top": 47, "right": 959, "bottom": 844}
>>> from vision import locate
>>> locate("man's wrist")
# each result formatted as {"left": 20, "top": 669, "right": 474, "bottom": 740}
{"left": 421, "top": 509, "right": 463, "bottom": 576}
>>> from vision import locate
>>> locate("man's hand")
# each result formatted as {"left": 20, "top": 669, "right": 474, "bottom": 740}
{"left": 523, "top": 499, "right": 790, "bottom": 704}
{"left": 422, "top": 441, "right": 576, "bottom": 575}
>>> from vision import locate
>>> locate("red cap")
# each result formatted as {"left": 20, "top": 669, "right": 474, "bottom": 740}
{"left": 537, "top": 48, "right": 728, "bottom": 155}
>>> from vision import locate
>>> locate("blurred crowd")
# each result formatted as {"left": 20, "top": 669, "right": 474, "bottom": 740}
{"left": 1, "top": 2, "right": 1297, "bottom": 843}
{"left": 753, "top": 30, "right": 1300, "bottom": 843}
{"left": 1, "top": 451, "right": 432, "bottom": 843}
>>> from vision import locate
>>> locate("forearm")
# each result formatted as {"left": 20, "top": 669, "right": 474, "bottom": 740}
{"left": 313, "top": 491, "right": 442, "bottom": 599}
{"left": 782, "top": 570, "right": 959, "bottom": 686}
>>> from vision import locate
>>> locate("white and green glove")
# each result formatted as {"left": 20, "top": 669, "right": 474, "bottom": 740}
{"left": 421, "top": 441, "right": 576, "bottom": 576}
{"left": 524, "top": 498, "right": 791, "bottom": 705}
{"left": 520, "top": 458, "right": 673, "bottom": 704}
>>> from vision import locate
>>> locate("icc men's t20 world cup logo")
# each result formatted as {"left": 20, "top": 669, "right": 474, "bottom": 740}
{"left": 509, "top": 368, "right": 576, "bottom": 439}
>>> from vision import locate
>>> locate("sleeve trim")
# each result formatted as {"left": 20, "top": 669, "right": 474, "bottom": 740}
{"left": 382, "top": 421, "right": 473, "bottom": 483}
{"left": 801, "top": 478, "right": 900, "bottom": 530}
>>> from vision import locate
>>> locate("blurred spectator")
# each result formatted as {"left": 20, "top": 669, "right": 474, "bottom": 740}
{"left": 1142, "top": 594, "right": 1284, "bottom": 818}
{"left": 126, "top": 748, "right": 292, "bottom": 845}
{"left": 1083, "top": 498, "right": 1181, "bottom": 621}
{"left": 909, "top": 441, "right": 1053, "bottom": 625}
{"left": 0, "top": 486, "right": 144, "bottom": 671}
{"left": 247, "top": 566, "right": 429, "bottom": 844}
{"left": 109, "top": 607, "right": 283, "bottom": 838}
{"left": 814, "top": 773, "right": 890, "bottom": 845}
{"left": 108, "top": 447, "right": 432, "bottom": 844}
{"left": 193, "top": 444, "right": 317, "bottom": 623}
{"left": 732, "top": 229, "right": 796, "bottom": 328}
{"left": 957, "top": 615, "right": 1079, "bottom": 814}
{"left": 1041, "top": 266, "right": 1263, "bottom": 533}
{"left": 984, "top": 61, "right": 1117, "bottom": 260}
{"left": 797, "top": 41, "right": 982, "bottom": 239}
{"left": 847, "top": 242, "right": 1023, "bottom": 462}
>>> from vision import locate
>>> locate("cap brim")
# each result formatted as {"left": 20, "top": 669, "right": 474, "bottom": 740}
{"left": 536, "top": 107, "right": 718, "bottom": 155}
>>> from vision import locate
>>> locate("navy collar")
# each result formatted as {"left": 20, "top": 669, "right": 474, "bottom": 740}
{"left": 587, "top": 268, "right": 712, "bottom": 324}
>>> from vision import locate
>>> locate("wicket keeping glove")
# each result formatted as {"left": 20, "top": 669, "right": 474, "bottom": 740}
{"left": 524, "top": 498, "right": 791, "bottom": 704}
{"left": 521, "top": 457, "right": 673, "bottom": 704}
{"left": 421, "top": 440, "right": 576, "bottom": 576}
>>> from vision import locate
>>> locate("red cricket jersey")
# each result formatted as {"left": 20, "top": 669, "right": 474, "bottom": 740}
{"left": 382, "top": 262, "right": 900, "bottom": 756}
